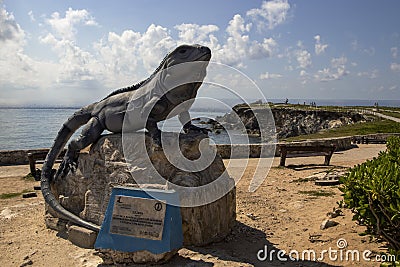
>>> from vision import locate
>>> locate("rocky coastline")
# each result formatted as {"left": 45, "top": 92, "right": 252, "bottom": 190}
{"left": 211, "top": 104, "right": 370, "bottom": 139}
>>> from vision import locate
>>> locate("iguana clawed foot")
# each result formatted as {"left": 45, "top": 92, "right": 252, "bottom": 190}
{"left": 55, "top": 155, "right": 79, "bottom": 180}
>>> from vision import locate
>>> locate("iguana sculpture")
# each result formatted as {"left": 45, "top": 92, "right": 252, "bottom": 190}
{"left": 41, "top": 44, "right": 212, "bottom": 231}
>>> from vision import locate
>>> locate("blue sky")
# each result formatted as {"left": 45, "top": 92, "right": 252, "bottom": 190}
{"left": 0, "top": 0, "right": 399, "bottom": 106}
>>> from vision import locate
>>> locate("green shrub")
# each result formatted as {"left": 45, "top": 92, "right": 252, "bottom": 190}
{"left": 339, "top": 136, "right": 400, "bottom": 256}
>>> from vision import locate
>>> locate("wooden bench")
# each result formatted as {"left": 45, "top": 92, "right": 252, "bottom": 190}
{"left": 277, "top": 144, "right": 336, "bottom": 167}
{"left": 27, "top": 150, "right": 65, "bottom": 180}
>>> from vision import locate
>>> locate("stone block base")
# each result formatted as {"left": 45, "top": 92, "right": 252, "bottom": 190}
{"left": 46, "top": 133, "right": 236, "bottom": 264}
{"left": 68, "top": 225, "right": 97, "bottom": 249}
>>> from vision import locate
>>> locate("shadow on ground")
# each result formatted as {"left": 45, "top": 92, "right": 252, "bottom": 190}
{"left": 285, "top": 164, "right": 346, "bottom": 171}
{"left": 100, "top": 221, "right": 341, "bottom": 266}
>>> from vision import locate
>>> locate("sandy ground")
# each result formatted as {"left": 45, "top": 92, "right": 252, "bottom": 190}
{"left": 0, "top": 144, "right": 394, "bottom": 267}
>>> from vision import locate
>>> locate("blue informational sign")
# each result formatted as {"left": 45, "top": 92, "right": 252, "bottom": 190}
{"left": 94, "top": 186, "right": 183, "bottom": 253}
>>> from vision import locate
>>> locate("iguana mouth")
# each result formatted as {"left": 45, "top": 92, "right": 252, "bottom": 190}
{"left": 196, "top": 51, "right": 212, "bottom": 62}
{"left": 195, "top": 46, "right": 211, "bottom": 62}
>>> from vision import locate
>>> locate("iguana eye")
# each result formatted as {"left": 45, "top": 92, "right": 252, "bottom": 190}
{"left": 179, "top": 49, "right": 187, "bottom": 54}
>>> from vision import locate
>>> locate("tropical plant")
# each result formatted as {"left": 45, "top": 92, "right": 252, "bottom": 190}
{"left": 340, "top": 136, "right": 400, "bottom": 259}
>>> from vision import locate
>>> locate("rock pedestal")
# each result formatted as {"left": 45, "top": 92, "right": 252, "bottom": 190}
{"left": 46, "top": 132, "right": 236, "bottom": 264}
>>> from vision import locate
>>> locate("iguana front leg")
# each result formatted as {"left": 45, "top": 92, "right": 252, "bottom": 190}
{"left": 142, "top": 95, "right": 165, "bottom": 119}
{"left": 56, "top": 117, "right": 104, "bottom": 179}
{"left": 179, "top": 111, "right": 210, "bottom": 134}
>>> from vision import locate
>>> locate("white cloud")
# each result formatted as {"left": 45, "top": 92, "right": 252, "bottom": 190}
{"left": 363, "top": 47, "right": 375, "bottom": 56}
{"left": 0, "top": 4, "right": 66, "bottom": 105}
{"left": 314, "top": 56, "right": 349, "bottom": 82}
{"left": 0, "top": 5, "right": 24, "bottom": 42}
{"left": 227, "top": 14, "right": 252, "bottom": 35}
{"left": 40, "top": 11, "right": 175, "bottom": 86}
{"left": 298, "top": 70, "right": 310, "bottom": 84}
{"left": 93, "top": 30, "right": 141, "bottom": 86}
{"left": 85, "top": 25, "right": 176, "bottom": 86}
{"left": 136, "top": 24, "right": 176, "bottom": 71}
{"left": 299, "top": 70, "right": 307, "bottom": 77}
{"left": 40, "top": 8, "right": 104, "bottom": 85}
{"left": 2, "top": 3, "right": 281, "bottom": 105}
{"left": 213, "top": 14, "right": 277, "bottom": 66}
{"left": 246, "top": 0, "right": 290, "bottom": 31}
{"left": 314, "top": 35, "right": 328, "bottom": 55}
{"left": 40, "top": 34, "right": 99, "bottom": 83}
{"left": 259, "top": 72, "right": 282, "bottom": 79}
{"left": 389, "top": 85, "right": 397, "bottom": 91}
{"left": 295, "top": 49, "right": 311, "bottom": 69}
{"left": 213, "top": 14, "right": 250, "bottom": 64}
{"left": 290, "top": 41, "right": 312, "bottom": 69}
{"left": 350, "top": 39, "right": 375, "bottom": 56}
{"left": 96, "top": 12, "right": 277, "bottom": 72}
{"left": 28, "top": 10, "right": 35, "bottom": 22}
{"left": 391, "top": 47, "right": 398, "bottom": 58}
{"left": 175, "top": 23, "right": 219, "bottom": 48}
{"left": 331, "top": 56, "right": 347, "bottom": 68}
{"left": 46, "top": 8, "right": 98, "bottom": 41}
{"left": 390, "top": 62, "right": 400, "bottom": 72}
{"left": 35, "top": 6, "right": 279, "bottom": 92}
{"left": 36, "top": 8, "right": 103, "bottom": 94}
{"left": 0, "top": 5, "right": 32, "bottom": 85}
{"left": 357, "top": 69, "right": 378, "bottom": 79}
{"left": 248, "top": 37, "right": 277, "bottom": 59}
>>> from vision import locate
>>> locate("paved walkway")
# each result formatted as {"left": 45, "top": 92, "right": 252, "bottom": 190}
{"left": 374, "top": 112, "right": 400, "bottom": 122}
{"left": 359, "top": 109, "right": 400, "bottom": 123}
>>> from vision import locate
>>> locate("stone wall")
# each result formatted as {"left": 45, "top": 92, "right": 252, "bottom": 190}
{"left": 0, "top": 148, "right": 49, "bottom": 165}
{"left": 352, "top": 133, "right": 400, "bottom": 142}
{"left": 215, "top": 136, "right": 354, "bottom": 158}
{"left": 215, "top": 144, "right": 276, "bottom": 159}
{"left": 0, "top": 133, "right": 398, "bottom": 165}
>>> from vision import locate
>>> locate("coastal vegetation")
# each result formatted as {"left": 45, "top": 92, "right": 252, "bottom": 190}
{"left": 339, "top": 136, "right": 400, "bottom": 258}
{"left": 284, "top": 118, "right": 400, "bottom": 141}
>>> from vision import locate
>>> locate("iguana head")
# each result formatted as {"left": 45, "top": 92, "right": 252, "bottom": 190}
{"left": 103, "top": 44, "right": 211, "bottom": 100}
{"left": 164, "top": 44, "right": 211, "bottom": 67}
{"left": 159, "top": 44, "right": 211, "bottom": 104}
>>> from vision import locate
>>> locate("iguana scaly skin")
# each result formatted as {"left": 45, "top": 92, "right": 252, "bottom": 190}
{"left": 41, "top": 44, "right": 211, "bottom": 231}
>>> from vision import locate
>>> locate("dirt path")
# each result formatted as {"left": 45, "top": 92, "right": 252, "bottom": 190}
{"left": 361, "top": 109, "right": 400, "bottom": 122}
{"left": 0, "top": 144, "right": 393, "bottom": 266}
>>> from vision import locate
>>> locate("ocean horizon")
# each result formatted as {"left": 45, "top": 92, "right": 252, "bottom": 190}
{"left": 0, "top": 99, "right": 399, "bottom": 151}
{"left": 1, "top": 98, "right": 399, "bottom": 110}
{"left": 0, "top": 108, "right": 227, "bottom": 150}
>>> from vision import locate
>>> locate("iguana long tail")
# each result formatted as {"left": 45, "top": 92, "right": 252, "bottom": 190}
{"left": 41, "top": 105, "right": 101, "bottom": 232}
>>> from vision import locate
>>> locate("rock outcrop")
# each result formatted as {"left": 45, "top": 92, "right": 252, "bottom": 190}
{"left": 215, "top": 104, "right": 368, "bottom": 139}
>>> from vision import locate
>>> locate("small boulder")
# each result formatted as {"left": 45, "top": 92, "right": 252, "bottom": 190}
{"left": 320, "top": 219, "right": 339, "bottom": 230}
